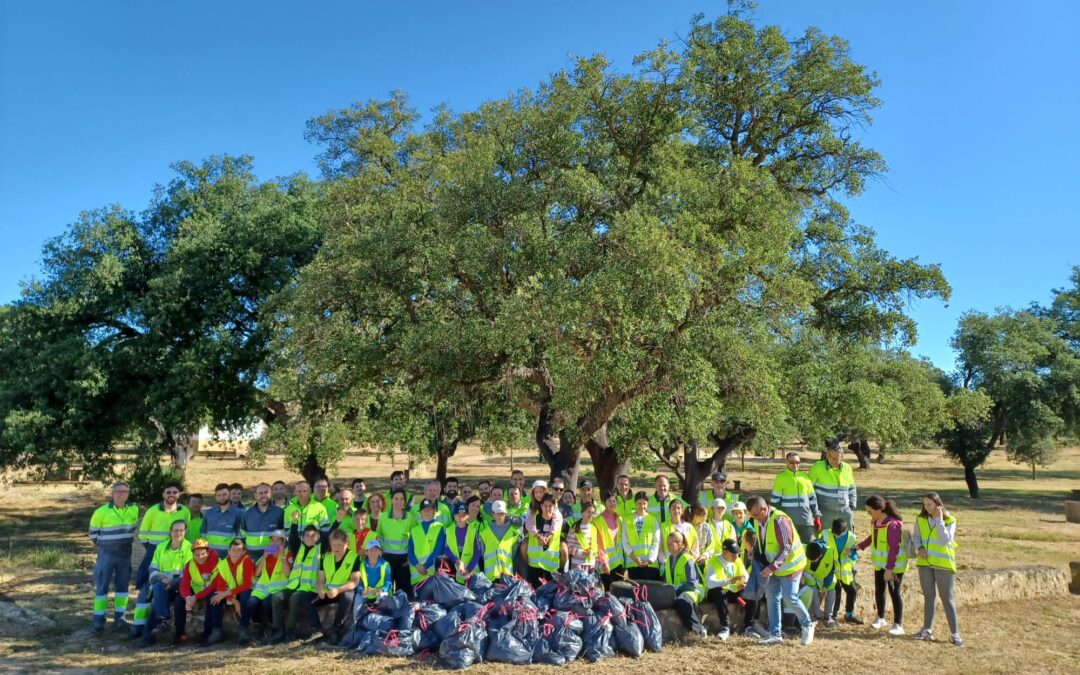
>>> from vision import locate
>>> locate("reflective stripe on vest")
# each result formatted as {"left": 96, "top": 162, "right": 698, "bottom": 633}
{"left": 663, "top": 551, "right": 703, "bottom": 604}
{"left": 827, "top": 530, "right": 855, "bottom": 585}
{"left": 378, "top": 515, "right": 411, "bottom": 555}
{"left": 596, "top": 516, "right": 623, "bottom": 569}
{"left": 410, "top": 521, "right": 444, "bottom": 584}
{"left": 479, "top": 525, "right": 519, "bottom": 580}
{"left": 527, "top": 518, "right": 562, "bottom": 573}
{"left": 215, "top": 557, "right": 247, "bottom": 591}
{"left": 359, "top": 560, "right": 390, "bottom": 590}
{"left": 322, "top": 550, "right": 358, "bottom": 589}
{"left": 286, "top": 544, "right": 320, "bottom": 592}
{"left": 870, "top": 520, "right": 908, "bottom": 573}
{"left": 570, "top": 524, "right": 600, "bottom": 568}
{"left": 186, "top": 559, "right": 216, "bottom": 594}
{"left": 916, "top": 515, "right": 956, "bottom": 572}
{"left": 252, "top": 555, "right": 289, "bottom": 599}
{"left": 446, "top": 523, "right": 479, "bottom": 571}
{"left": 759, "top": 509, "right": 806, "bottom": 577}
{"left": 623, "top": 514, "right": 659, "bottom": 568}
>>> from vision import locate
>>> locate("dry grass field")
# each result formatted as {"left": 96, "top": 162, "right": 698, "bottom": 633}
{"left": 1, "top": 444, "right": 1078, "bottom": 673}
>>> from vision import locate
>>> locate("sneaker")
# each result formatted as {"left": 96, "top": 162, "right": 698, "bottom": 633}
{"left": 692, "top": 626, "right": 707, "bottom": 638}
{"left": 800, "top": 623, "right": 815, "bottom": 645}
{"left": 267, "top": 630, "right": 286, "bottom": 645}
{"left": 716, "top": 628, "right": 730, "bottom": 641}
{"left": 306, "top": 630, "right": 325, "bottom": 644}
{"left": 205, "top": 628, "right": 224, "bottom": 646}
{"left": 823, "top": 619, "right": 838, "bottom": 628}
{"left": 913, "top": 628, "right": 932, "bottom": 640}
{"left": 742, "top": 627, "right": 758, "bottom": 638}
{"left": 951, "top": 634, "right": 964, "bottom": 648}
{"left": 751, "top": 623, "right": 770, "bottom": 638}
{"left": 870, "top": 617, "right": 888, "bottom": 630}
{"left": 758, "top": 635, "right": 783, "bottom": 646}
{"left": 888, "top": 624, "right": 905, "bottom": 636}
{"left": 844, "top": 615, "right": 863, "bottom": 625}
{"left": 237, "top": 626, "right": 251, "bottom": 647}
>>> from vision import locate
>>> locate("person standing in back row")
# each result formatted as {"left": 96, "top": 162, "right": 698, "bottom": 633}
{"left": 808, "top": 442, "right": 857, "bottom": 533}
{"left": 771, "top": 452, "right": 821, "bottom": 545}
{"left": 88, "top": 481, "right": 139, "bottom": 632}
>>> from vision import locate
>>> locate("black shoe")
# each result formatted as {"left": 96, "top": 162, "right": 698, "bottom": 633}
{"left": 267, "top": 630, "right": 286, "bottom": 645}
{"left": 172, "top": 634, "right": 189, "bottom": 648}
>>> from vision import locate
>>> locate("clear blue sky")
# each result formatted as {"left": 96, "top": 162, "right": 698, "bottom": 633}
{"left": 2, "top": 1, "right": 1078, "bottom": 370}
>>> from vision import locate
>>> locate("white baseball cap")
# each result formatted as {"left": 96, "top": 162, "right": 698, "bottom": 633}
{"left": 531, "top": 480, "right": 548, "bottom": 490}
{"left": 491, "top": 500, "right": 507, "bottom": 514}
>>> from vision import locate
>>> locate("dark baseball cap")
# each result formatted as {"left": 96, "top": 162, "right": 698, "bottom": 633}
{"left": 453, "top": 502, "right": 468, "bottom": 516}
{"left": 580, "top": 479, "right": 593, "bottom": 488}
{"left": 419, "top": 499, "right": 436, "bottom": 511}
{"left": 711, "top": 471, "right": 727, "bottom": 482}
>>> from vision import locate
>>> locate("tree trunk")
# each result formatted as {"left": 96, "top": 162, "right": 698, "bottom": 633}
{"left": 435, "top": 441, "right": 457, "bottom": 483}
{"left": 963, "top": 463, "right": 980, "bottom": 498}
{"left": 683, "top": 428, "right": 757, "bottom": 504}
{"left": 300, "top": 452, "right": 327, "bottom": 486}
{"left": 536, "top": 400, "right": 581, "bottom": 491}
{"left": 585, "top": 425, "right": 629, "bottom": 495}
{"left": 848, "top": 439, "right": 871, "bottom": 470}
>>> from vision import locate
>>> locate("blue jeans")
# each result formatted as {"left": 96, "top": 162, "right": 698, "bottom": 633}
{"left": 145, "top": 580, "right": 180, "bottom": 637}
{"left": 92, "top": 548, "right": 131, "bottom": 624}
{"left": 765, "top": 572, "right": 811, "bottom": 638}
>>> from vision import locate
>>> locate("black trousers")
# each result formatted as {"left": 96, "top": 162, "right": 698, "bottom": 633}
{"left": 626, "top": 566, "right": 660, "bottom": 582}
{"left": 706, "top": 588, "right": 742, "bottom": 629}
{"left": 312, "top": 590, "right": 356, "bottom": 636}
{"left": 272, "top": 589, "right": 320, "bottom": 634}
{"left": 673, "top": 596, "right": 704, "bottom": 633}
{"left": 829, "top": 580, "right": 857, "bottom": 617}
{"left": 874, "top": 569, "right": 904, "bottom": 623}
{"left": 384, "top": 553, "right": 413, "bottom": 600}
{"left": 600, "top": 566, "right": 624, "bottom": 591}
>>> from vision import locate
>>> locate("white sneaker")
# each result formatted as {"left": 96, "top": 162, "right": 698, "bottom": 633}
{"left": 716, "top": 628, "right": 730, "bottom": 641}
{"left": 758, "top": 635, "right": 783, "bottom": 646}
{"left": 800, "top": 623, "right": 815, "bottom": 645}
{"left": 870, "top": 617, "right": 888, "bottom": 630}
{"left": 751, "top": 623, "right": 770, "bottom": 638}
{"left": 888, "top": 624, "right": 905, "bottom": 636}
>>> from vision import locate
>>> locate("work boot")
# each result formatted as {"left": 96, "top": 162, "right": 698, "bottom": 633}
{"left": 205, "top": 628, "right": 224, "bottom": 646}
{"left": 237, "top": 626, "right": 251, "bottom": 647}
{"left": 93, "top": 616, "right": 105, "bottom": 633}
{"left": 267, "top": 630, "right": 286, "bottom": 645}
{"left": 172, "top": 634, "right": 189, "bottom": 648}
{"left": 113, "top": 616, "right": 129, "bottom": 632}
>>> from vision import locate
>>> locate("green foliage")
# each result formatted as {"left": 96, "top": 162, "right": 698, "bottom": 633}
{"left": 0, "top": 156, "right": 322, "bottom": 475}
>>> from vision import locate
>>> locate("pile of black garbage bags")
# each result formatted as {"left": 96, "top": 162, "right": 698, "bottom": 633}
{"left": 339, "top": 570, "right": 663, "bottom": 669}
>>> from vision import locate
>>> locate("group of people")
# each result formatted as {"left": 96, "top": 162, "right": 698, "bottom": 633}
{"left": 88, "top": 444, "right": 963, "bottom": 651}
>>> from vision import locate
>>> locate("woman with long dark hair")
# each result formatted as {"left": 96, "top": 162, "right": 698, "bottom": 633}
{"left": 856, "top": 495, "right": 907, "bottom": 635}
{"left": 913, "top": 492, "right": 962, "bottom": 646}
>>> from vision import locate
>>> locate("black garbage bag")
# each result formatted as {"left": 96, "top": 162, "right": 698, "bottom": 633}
{"left": 550, "top": 610, "right": 584, "bottom": 634}
{"left": 367, "top": 629, "right": 418, "bottom": 657}
{"left": 396, "top": 604, "right": 416, "bottom": 631}
{"left": 594, "top": 593, "right": 627, "bottom": 627}
{"left": 612, "top": 621, "right": 645, "bottom": 658}
{"left": 536, "top": 577, "right": 561, "bottom": 600}
{"left": 353, "top": 628, "right": 376, "bottom": 654}
{"left": 418, "top": 573, "right": 476, "bottom": 608}
{"left": 535, "top": 595, "right": 552, "bottom": 613}
{"left": 532, "top": 637, "right": 568, "bottom": 666}
{"left": 377, "top": 590, "right": 408, "bottom": 616}
{"left": 359, "top": 611, "right": 397, "bottom": 633}
{"left": 456, "top": 600, "right": 486, "bottom": 622}
{"left": 434, "top": 612, "right": 462, "bottom": 640}
{"left": 564, "top": 568, "right": 599, "bottom": 595}
{"left": 543, "top": 612, "right": 584, "bottom": 662}
{"left": 438, "top": 621, "right": 488, "bottom": 670}
{"left": 414, "top": 602, "right": 447, "bottom": 632}
{"left": 509, "top": 599, "right": 542, "bottom": 648}
{"left": 338, "top": 625, "right": 367, "bottom": 651}
{"left": 485, "top": 622, "right": 533, "bottom": 664}
{"left": 492, "top": 575, "right": 534, "bottom": 603}
{"left": 465, "top": 573, "right": 494, "bottom": 601}
{"left": 582, "top": 614, "right": 615, "bottom": 663}
{"left": 626, "top": 599, "right": 663, "bottom": 653}
{"left": 553, "top": 586, "right": 593, "bottom": 615}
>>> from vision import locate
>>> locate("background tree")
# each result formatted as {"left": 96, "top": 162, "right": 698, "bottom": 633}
{"left": 0, "top": 156, "right": 321, "bottom": 479}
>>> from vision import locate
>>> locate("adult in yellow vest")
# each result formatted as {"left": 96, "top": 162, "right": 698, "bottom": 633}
{"left": 504, "top": 486, "right": 529, "bottom": 529}
{"left": 524, "top": 494, "right": 563, "bottom": 587}
{"left": 770, "top": 452, "right": 822, "bottom": 545}
{"left": 704, "top": 538, "right": 748, "bottom": 640}
{"left": 855, "top": 495, "right": 907, "bottom": 636}
{"left": 408, "top": 499, "right": 447, "bottom": 588}
{"left": 621, "top": 491, "right": 661, "bottom": 582}
{"left": 132, "top": 481, "right": 189, "bottom": 637}
{"left": 284, "top": 482, "right": 330, "bottom": 535}
{"left": 139, "top": 520, "right": 192, "bottom": 645}
{"left": 376, "top": 489, "right": 414, "bottom": 599}
{"left": 247, "top": 530, "right": 290, "bottom": 643}
{"left": 659, "top": 499, "right": 697, "bottom": 567}
{"left": 699, "top": 471, "right": 740, "bottom": 514}
{"left": 746, "top": 495, "right": 814, "bottom": 647}
{"left": 479, "top": 501, "right": 520, "bottom": 581}
{"left": 597, "top": 492, "right": 624, "bottom": 590}
{"left": 808, "top": 442, "right": 858, "bottom": 532}
{"left": 411, "top": 481, "right": 453, "bottom": 526}
{"left": 647, "top": 475, "right": 687, "bottom": 525}
{"left": 314, "top": 529, "right": 362, "bottom": 645}
{"left": 313, "top": 478, "right": 338, "bottom": 524}
{"left": 88, "top": 481, "right": 139, "bottom": 632}
{"left": 662, "top": 531, "right": 707, "bottom": 637}
{"left": 185, "top": 494, "right": 204, "bottom": 544}
{"left": 614, "top": 474, "right": 637, "bottom": 522}
{"left": 912, "top": 492, "right": 961, "bottom": 647}
{"left": 270, "top": 524, "right": 322, "bottom": 644}
{"left": 208, "top": 537, "right": 255, "bottom": 646}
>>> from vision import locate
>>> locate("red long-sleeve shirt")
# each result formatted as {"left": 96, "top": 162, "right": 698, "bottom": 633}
{"left": 179, "top": 550, "right": 221, "bottom": 600}
{"left": 213, "top": 555, "right": 255, "bottom": 597}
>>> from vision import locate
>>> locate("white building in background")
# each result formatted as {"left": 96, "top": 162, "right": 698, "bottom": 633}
{"left": 184, "top": 420, "right": 266, "bottom": 456}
